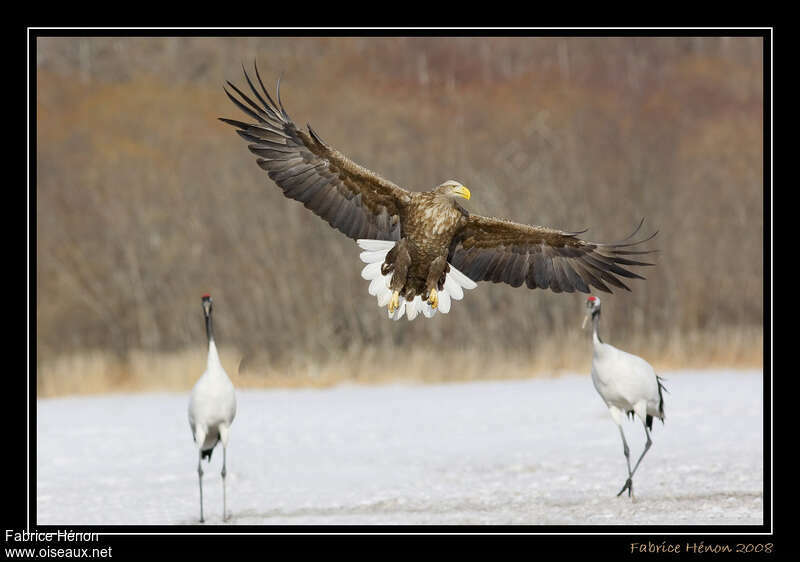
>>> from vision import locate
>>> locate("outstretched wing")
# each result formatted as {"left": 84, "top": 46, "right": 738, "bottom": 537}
{"left": 220, "top": 64, "right": 412, "bottom": 241}
{"left": 448, "top": 216, "right": 656, "bottom": 293}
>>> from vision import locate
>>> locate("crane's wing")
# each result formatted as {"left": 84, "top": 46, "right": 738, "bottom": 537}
{"left": 448, "top": 216, "right": 656, "bottom": 293}
{"left": 220, "top": 64, "right": 412, "bottom": 241}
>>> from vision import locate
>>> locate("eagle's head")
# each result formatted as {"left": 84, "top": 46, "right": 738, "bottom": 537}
{"left": 435, "top": 180, "right": 471, "bottom": 201}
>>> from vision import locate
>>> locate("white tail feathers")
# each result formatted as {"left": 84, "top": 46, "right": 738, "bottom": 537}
{"left": 357, "top": 239, "right": 477, "bottom": 321}
{"left": 356, "top": 239, "right": 396, "bottom": 252}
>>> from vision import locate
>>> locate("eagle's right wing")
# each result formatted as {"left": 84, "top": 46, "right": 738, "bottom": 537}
{"left": 448, "top": 215, "right": 657, "bottom": 293}
{"left": 220, "top": 64, "right": 411, "bottom": 241}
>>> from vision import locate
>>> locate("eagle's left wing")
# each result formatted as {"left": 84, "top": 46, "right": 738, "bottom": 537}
{"left": 220, "top": 64, "right": 412, "bottom": 241}
{"left": 447, "top": 216, "right": 656, "bottom": 293}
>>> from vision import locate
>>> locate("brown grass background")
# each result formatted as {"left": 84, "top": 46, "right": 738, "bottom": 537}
{"left": 35, "top": 36, "right": 764, "bottom": 397}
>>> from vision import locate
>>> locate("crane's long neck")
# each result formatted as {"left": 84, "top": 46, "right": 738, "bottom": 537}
{"left": 591, "top": 311, "right": 603, "bottom": 346}
{"left": 205, "top": 311, "right": 223, "bottom": 371}
{"left": 205, "top": 310, "right": 215, "bottom": 345}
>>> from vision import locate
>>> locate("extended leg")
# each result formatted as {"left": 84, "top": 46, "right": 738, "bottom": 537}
{"left": 616, "top": 425, "right": 634, "bottom": 499}
{"left": 618, "top": 405, "right": 654, "bottom": 499}
{"left": 197, "top": 450, "right": 205, "bottom": 523}
{"left": 629, "top": 422, "right": 653, "bottom": 479}
{"left": 387, "top": 240, "right": 411, "bottom": 313}
{"left": 425, "top": 256, "right": 448, "bottom": 309}
{"left": 219, "top": 424, "right": 231, "bottom": 522}
{"left": 221, "top": 445, "right": 228, "bottom": 521}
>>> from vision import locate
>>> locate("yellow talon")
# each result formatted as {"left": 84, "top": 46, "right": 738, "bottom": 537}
{"left": 428, "top": 287, "right": 439, "bottom": 309}
{"left": 388, "top": 290, "right": 400, "bottom": 313}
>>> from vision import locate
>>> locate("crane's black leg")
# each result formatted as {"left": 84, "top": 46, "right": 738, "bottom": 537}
{"left": 219, "top": 423, "right": 231, "bottom": 522}
{"left": 221, "top": 445, "right": 228, "bottom": 521}
{"left": 197, "top": 451, "right": 205, "bottom": 523}
{"left": 616, "top": 425, "right": 634, "bottom": 498}
{"left": 629, "top": 422, "right": 653, "bottom": 479}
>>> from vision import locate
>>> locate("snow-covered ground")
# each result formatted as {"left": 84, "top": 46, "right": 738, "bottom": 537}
{"left": 36, "top": 370, "right": 764, "bottom": 525}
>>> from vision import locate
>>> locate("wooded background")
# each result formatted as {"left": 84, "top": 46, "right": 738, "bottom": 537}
{"left": 35, "top": 36, "right": 764, "bottom": 395}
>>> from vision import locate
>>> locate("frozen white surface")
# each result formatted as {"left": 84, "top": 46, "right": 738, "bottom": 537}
{"left": 37, "top": 370, "right": 764, "bottom": 525}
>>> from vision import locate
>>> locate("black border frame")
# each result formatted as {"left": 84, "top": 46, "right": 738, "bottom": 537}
{"left": 21, "top": 27, "right": 773, "bottom": 559}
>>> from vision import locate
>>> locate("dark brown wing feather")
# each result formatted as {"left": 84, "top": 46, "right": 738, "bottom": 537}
{"left": 448, "top": 216, "right": 657, "bottom": 293}
{"left": 220, "top": 64, "right": 411, "bottom": 241}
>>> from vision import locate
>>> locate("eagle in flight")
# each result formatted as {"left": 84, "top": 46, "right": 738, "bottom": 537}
{"left": 220, "top": 64, "right": 657, "bottom": 321}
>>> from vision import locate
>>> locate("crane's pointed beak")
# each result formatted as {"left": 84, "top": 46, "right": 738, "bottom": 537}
{"left": 582, "top": 314, "right": 589, "bottom": 330}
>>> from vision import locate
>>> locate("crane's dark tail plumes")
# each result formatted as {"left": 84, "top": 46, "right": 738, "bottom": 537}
{"left": 627, "top": 375, "right": 668, "bottom": 431}
{"left": 201, "top": 435, "right": 221, "bottom": 461}
{"left": 656, "top": 375, "right": 668, "bottom": 423}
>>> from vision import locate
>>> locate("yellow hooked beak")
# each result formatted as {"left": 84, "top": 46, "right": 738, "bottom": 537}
{"left": 455, "top": 185, "right": 471, "bottom": 200}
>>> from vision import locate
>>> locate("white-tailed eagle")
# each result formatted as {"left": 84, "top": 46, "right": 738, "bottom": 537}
{"left": 220, "top": 64, "right": 657, "bottom": 321}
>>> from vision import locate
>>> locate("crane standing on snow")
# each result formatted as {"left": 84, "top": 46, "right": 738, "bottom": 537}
{"left": 188, "top": 294, "right": 237, "bottom": 522}
{"left": 583, "top": 296, "right": 667, "bottom": 500}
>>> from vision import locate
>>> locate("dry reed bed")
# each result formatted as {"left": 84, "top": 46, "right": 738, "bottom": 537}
{"left": 37, "top": 327, "right": 763, "bottom": 398}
